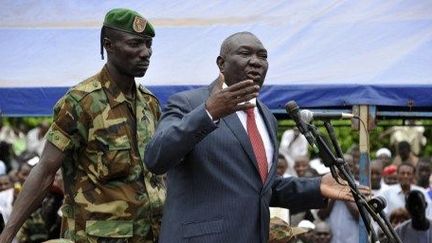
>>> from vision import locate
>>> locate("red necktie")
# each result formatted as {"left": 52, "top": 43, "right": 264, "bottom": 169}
{"left": 246, "top": 108, "right": 268, "bottom": 183}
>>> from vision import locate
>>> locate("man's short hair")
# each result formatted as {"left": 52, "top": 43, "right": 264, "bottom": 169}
{"left": 398, "top": 141, "right": 411, "bottom": 151}
{"left": 219, "top": 31, "right": 256, "bottom": 57}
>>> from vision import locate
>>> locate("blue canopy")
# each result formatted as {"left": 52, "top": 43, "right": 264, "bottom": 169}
{"left": 1, "top": 1, "right": 431, "bottom": 116}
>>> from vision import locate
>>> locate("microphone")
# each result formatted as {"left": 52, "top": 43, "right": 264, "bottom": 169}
{"left": 369, "top": 196, "right": 387, "bottom": 213}
{"left": 285, "top": 101, "right": 318, "bottom": 151}
{"left": 300, "top": 109, "right": 354, "bottom": 123}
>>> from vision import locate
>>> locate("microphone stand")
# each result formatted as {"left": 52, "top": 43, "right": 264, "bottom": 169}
{"left": 307, "top": 120, "right": 401, "bottom": 243}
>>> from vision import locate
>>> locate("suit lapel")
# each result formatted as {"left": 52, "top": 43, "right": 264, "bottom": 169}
{"left": 222, "top": 113, "right": 260, "bottom": 174}
{"left": 256, "top": 100, "right": 278, "bottom": 188}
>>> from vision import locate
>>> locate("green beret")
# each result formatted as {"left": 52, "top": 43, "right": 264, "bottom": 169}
{"left": 103, "top": 8, "right": 155, "bottom": 37}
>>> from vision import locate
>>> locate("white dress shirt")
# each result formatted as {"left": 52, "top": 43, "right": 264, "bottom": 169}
{"left": 378, "top": 184, "right": 432, "bottom": 219}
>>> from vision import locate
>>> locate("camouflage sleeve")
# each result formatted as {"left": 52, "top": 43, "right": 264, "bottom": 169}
{"left": 45, "top": 94, "right": 86, "bottom": 153}
{"left": 138, "top": 84, "right": 161, "bottom": 120}
{"left": 16, "top": 209, "right": 48, "bottom": 243}
{"left": 154, "top": 99, "right": 161, "bottom": 121}
{"left": 149, "top": 96, "right": 161, "bottom": 121}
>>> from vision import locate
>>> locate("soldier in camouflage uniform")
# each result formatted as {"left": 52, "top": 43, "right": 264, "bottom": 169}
{"left": 0, "top": 8, "right": 165, "bottom": 243}
{"left": 16, "top": 188, "right": 63, "bottom": 242}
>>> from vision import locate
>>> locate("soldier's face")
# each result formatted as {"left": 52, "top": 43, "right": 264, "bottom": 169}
{"left": 109, "top": 31, "right": 152, "bottom": 78}
{"left": 220, "top": 34, "right": 268, "bottom": 87}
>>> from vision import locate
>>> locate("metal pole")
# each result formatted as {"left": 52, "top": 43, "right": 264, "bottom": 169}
{"left": 358, "top": 105, "right": 375, "bottom": 243}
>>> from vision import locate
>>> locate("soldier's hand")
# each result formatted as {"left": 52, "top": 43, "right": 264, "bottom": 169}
{"left": 205, "top": 73, "right": 260, "bottom": 120}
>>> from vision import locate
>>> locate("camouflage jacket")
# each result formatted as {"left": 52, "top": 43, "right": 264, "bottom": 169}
{"left": 45, "top": 66, "right": 166, "bottom": 242}
{"left": 17, "top": 208, "right": 50, "bottom": 243}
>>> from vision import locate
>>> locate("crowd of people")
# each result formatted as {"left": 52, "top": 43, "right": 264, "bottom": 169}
{"left": 1, "top": 116, "right": 431, "bottom": 242}
{"left": 268, "top": 127, "right": 432, "bottom": 242}
{"left": 0, "top": 118, "right": 64, "bottom": 242}
{"left": 0, "top": 7, "right": 431, "bottom": 243}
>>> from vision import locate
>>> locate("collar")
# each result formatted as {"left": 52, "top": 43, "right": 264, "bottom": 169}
{"left": 99, "top": 65, "right": 135, "bottom": 108}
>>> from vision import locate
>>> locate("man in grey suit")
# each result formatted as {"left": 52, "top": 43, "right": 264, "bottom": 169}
{"left": 144, "top": 32, "right": 360, "bottom": 242}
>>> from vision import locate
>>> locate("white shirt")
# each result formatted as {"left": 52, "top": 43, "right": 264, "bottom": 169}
{"left": 26, "top": 127, "right": 46, "bottom": 156}
{"left": 279, "top": 129, "right": 309, "bottom": 176}
{"left": 235, "top": 99, "right": 274, "bottom": 171}
{"left": 327, "top": 201, "right": 359, "bottom": 243}
{"left": 395, "top": 219, "right": 432, "bottom": 243}
{"left": 378, "top": 184, "right": 432, "bottom": 219}
{"left": 0, "top": 188, "right": 14, "bottom": 223}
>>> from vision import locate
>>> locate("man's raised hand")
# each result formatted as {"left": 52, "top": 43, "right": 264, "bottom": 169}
{"left": 206, "top": 73, "right": 260, "bottom": 120}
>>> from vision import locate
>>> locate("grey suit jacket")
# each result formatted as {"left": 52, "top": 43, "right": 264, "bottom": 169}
{"left": 144, "top": 82, "right": 326, "bottom": 242}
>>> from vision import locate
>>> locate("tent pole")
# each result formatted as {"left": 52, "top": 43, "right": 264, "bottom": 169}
{"left": 358, "top": 105, "right": 375, "bottom": 243}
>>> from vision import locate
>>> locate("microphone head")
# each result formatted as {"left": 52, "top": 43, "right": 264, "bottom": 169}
{"left": 285, "top": 100, "right": 299, "bottom": 113}
{"left": 369, "top": 196, "right": 387, "bottom": 212}
{"left": 375, "top": 196, "right": 387, "bottom": 208}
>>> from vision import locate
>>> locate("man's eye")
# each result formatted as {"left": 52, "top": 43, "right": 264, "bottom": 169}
{"left": 129, "top": 42, "right": 140, "bottom": 47}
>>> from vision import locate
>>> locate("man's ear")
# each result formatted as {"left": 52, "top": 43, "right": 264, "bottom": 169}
{"left": 216, "top": 56, "right": 224, "bottom": 72}
{"left": 103, "top": 37, "right": 113, "bottom": 54}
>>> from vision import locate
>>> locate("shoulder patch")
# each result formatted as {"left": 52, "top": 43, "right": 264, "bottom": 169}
{"left": 68, "top": 76, "right": 103, "bottom": 102}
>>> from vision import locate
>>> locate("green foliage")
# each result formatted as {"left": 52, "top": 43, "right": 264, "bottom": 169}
{"left": 2, "top": 116, "right": 431, "bottom": 158}
{"left": 278, "top": 119, "right": 432, "bottom": 158}
{"left": 1, "top": 117, "right": 52, "bottom": 131}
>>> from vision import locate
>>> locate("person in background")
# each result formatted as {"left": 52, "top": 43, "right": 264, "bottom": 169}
{"left": 0, "top": 175, "right": 14, "bottom": 234}
{"left": 344, "top": 152, "right": 359, "bottom": 181}
{"left": 16, "top": 170, "right": 64, "bottom": 242}
{"left": 348, "top": 144, "right": 360, "bottom": 166}
{"left": 313, "top": 221, "right": 332, "bottom": 243}
{"left": 16, "top": 161, "right": 32, "bottom": 186}
{"left": 379, "top": 163, "right": 432, "bottom": 218}
{"left": 270, "top": 155, "right": 291, "bottom": 231}
{"left": 296, "top": 220, "right": 316, "bottom": 243}
{"left": 393, "top": 140, "right": 419, "bottom": 166}
{"left": 0, "top": 8, "right": 165, "bottom": 243}
{"left": 317, "top": 198, "right": 359, "bottom": 243}
{"left": 382, "top": 164, "right": 398, "bottom": 186}
{"left": 279, "top": 128, "right": 309, "bottom": 176}
{"left": 0, "top": 141, "right": 12, "bottom": 173}
{"left": 0, "top": 118, "right": 27, "bottom": 157}
{"left": 416, "top": 158, "right": 431, "bottom": 189}
{"left": 26, "top": 121, "right": 49, "bottom": 156}
{"left": 293, "top": 155, "right": 319, "bottom": 178}
{"left": 389, "top": 208, "right": 411, "bottom": 228}
{"left": 378, "top": 207, "right": 411, "bottom": 243}
{"left": 395, "top": 190, "right": 432, "bottom": 242}
{"left": 276, "top": 154, "right": 289, "bottom": 177}
{"left": 317, "top": 152, "right": 360, "bottom": 243}
{"left": 0, "top": 160, "right": 6, "bottom": 176}
{"left": 0, "top": 174, "right": 12, "bottom": 192}
{"left": 371, "top": 160, "right": 386, "bottom": 194}
{"left": 375, "top": 147, "right": 392, "bottom": 167}
{"left": 290, "top": 155, "right": 319, "bottom": 226}
{"left": 380, "top": 120, "right": 426, "bottom": 156}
